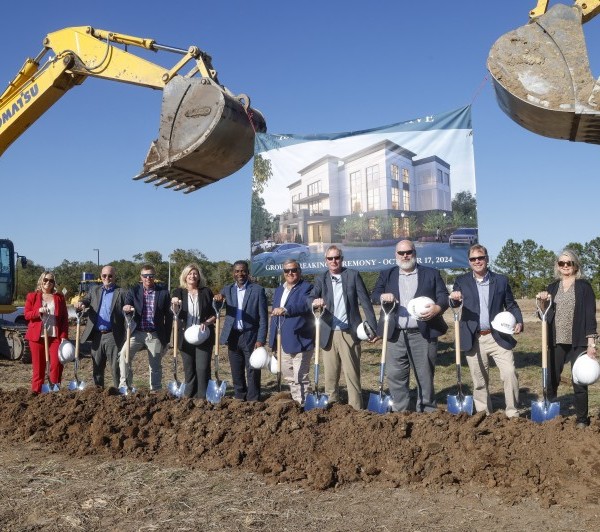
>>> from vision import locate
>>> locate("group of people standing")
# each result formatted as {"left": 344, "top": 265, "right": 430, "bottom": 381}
{"left": 23, "top": 241, "right": 597, "bottom": 425}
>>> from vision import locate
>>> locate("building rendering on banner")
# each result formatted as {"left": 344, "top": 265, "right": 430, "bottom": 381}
{"left": 279, "top": 139, "right": 451, "bottom": 245}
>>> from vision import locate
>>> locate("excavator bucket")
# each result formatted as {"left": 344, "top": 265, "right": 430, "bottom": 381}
{"left": 134, "top": 76, "right": 266, "bottom": 193}
{"left": 487, "top": 4, "right": 600, "bottom": 143}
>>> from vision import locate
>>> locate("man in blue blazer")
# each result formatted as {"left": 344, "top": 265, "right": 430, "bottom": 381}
{"left": 119, "top": 264, "right": 172, "bottom": 391}
{"left": 450, "top": 244, "right": 523, "bottom": 418}
{"left": 371, "top": 240, "right": 449, "bottom": 413}
{"left": 269, "top": 259, "right": 314, "bottom": 404}
{"left": 310, "top": 245, "right": 378, "bottom": 410}
{"left": 215, "top": 260, "right": 268, "bottom": 401}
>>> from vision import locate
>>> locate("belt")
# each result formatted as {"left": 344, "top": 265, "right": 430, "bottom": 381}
{"left": 139, "top": 328, "right": 156, "bottom": 333}
{"left": 402, "top": 327, "right": 420, "bottom": 333}
{"left": 479, "top": 329, "right": 492, "bottom": 336}
{"left": 99, "top": 330, "right": 112, "bottom": 334}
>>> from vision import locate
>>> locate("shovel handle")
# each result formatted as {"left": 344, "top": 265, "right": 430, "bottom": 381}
{"left": 536, "top": 295, "right": 552, "bottom": 371}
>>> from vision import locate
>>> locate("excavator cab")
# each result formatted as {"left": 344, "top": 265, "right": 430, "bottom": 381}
{"left": 487, "top": 1, "right": 600, "bottom": 143}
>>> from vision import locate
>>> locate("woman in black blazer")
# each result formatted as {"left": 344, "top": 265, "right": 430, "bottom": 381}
{"left": 171, "top": 263, "right": 216, "bottom": 399}
{"left": 537, "top": 249, "right": 597, "bottom": 427}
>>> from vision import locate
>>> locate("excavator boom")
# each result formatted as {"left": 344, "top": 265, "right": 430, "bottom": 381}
{"left": 487, "top": 2, "right": 600, "bottom": 143}
{"left": 0, "top": 26, "right": 266, "bottom": 193}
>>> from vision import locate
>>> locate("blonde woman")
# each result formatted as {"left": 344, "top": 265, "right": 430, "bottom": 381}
{"left": 171, "top": 264, "right": 216, "bottom": 399}
{"left": 24, "top": 271, "right": 69, "bottom": 392}
{"left": 537, "top": 249, "right": 598, "bottom": 427}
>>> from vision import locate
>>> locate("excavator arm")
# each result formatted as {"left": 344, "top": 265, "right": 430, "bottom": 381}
{"left": 0, "top": 26, "right": 265, "bottom": 193}
{"left": 487, "top": 2, "right": 600, "bottom": 144}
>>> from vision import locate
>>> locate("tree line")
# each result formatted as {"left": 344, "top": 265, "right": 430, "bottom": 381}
{"left": 13, "top": 237, "right": 600, "bottom": 304}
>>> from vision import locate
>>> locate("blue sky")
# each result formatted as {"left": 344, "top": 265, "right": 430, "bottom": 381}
{"left": 1, "top": 0, "right": 599, "bottom": 269}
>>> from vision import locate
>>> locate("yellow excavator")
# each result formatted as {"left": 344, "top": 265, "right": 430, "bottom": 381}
{"left": 488, "top": 1, "right": 600, "bottom": 143}
{"left": 0, "top": 26, "right": 266, "bottom": 193}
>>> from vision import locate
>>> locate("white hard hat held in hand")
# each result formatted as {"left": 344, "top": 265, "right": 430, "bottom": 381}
{"left": 184, "top": 325, "right": 210, "bottom": 345}
{"left": 250, "top": 346, "right": 270, "bottom": 369}
{"left": 407, "top": 297, "right": 435, "bottom": 321}
{"left": 491, "top": 312, "right": 517, "bottom": 335}
{"left": 572, "top": 353, "right": 600, "bottom": 385}
{"left": 58, "top": 340, "right": 75, "bottom": 363}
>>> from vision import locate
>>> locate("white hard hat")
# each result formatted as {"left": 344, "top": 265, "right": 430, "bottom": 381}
{"left": 572, "top": 353, "right": 600, "bottom": 385}
{"left": 491, "top": 311, "right": 516, "bottom": 335}
{"left": 58, "top": 341, "right": 75, "bottom": 363}
{"left": 357, "top": 321, "right": 375, "bottom": 341}
{"left": 184, "top": 325, "right": 210, "bottom": 345}
{"left": 250, "top": 346, "right": 270, "bottom": 369}
{"left": 269, "top": 355, "right": 280, "bottom": 374}
{"left": 407, "top": 296, "right": 435, "bottom": 320}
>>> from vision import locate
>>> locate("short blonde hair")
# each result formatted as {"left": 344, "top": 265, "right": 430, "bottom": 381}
{"left": 36, "top": 271, "right": 56, "bottom": 293}
{"left": 554, "top": 248, "right": 582, "bottom": 279}
{"left": 179, "top": 263, "right": 206, "bottom": 288}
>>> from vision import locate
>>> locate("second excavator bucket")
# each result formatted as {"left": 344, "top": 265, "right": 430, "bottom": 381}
{"left": 487, "top": 3, "right": 600, "bottom": 143}
{"left": 135, "top": 76, "right": 266, "bottom": 193}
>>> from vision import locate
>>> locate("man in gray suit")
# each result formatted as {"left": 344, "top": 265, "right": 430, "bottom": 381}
{"left": 214, "top": 260, "right": 268, "bottom": 401}
{"left": 310, "top": 245, "right": 378, "bottom": 410}
{"left": 77, "top": 265, "right": 126, "bottom": 388}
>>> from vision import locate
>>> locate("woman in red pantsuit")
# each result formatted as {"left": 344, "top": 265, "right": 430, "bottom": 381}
{"left": 24, "top": 271, "right": 69, "bottom": 392}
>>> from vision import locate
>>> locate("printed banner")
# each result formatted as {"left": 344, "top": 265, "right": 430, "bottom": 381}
{"left": 251, "top": 106, "right": 477, "bottom": 277}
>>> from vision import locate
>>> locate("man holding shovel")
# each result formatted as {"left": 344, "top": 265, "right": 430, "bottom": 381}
{"left": 309, "top": 245, "right": 378, "bottom": 410}
{"left": 371, "top": 240, "right": 448, "bottom": 413}
{"left": 449, "top": 244, "right": 523, "bottom": 418}
{"left": 119, "top": 264, "right": 172, "bottom": 392}
{"left": 77, "top": 265, "right": 127, "bottom": 388}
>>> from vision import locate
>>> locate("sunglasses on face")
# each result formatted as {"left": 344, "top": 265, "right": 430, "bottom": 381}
{"left": 326, "top": 255, "right": 342, "bottom": 261}
{"left": 557, "top": 260, "right": 573, "bottom": 267}
{"left": 283, "top": 268, "right": 299, "bottom": 274}
{"left": 396, "top": 250, "right": 414, "bottom": 256}
{"left": 42, "top": 278, "right": 55, "bottom": 284}
{"left": 141, "top": 273, "right": 156, "bottom": 279}
{"left": 101, "top": 274, "right": 113, "bottom": 279}
{"left": 469, "top": 255, "right": 487, "bottom": 263}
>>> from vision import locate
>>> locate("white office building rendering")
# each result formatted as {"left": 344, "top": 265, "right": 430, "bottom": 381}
{"left": 279, "top": 139, "right": 451, "bottom": 245}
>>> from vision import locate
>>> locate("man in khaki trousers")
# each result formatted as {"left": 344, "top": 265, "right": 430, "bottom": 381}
{"left": 310, "top": 246, "right": 378, "bottom": 410}
{"left": 450, "top": 244, "right": 523, "bottom": 418}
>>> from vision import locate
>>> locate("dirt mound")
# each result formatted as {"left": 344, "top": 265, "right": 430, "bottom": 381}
{"left": 1, "top": 388, "right": 599, "bottom": 509}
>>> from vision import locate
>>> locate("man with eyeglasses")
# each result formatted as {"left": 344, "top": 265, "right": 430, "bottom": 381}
{"left": 449, "top": 244, "right": 523, "bottom": 418}
{"left": 269, "top": 259, "right": 314, "bottom": 404}
{"left": 119, "top": 264, "right": 172, "bottom": 391}
{"left": 77, "top": 265, "right": 127, "bottom": 387}
{"left": 310, "top": 245, "right": 378, "bottom": 410}
{"left": 372, "top": 240, "right": 449, "bottom": 413}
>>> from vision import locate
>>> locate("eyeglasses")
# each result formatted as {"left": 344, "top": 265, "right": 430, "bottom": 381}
{"left": 283, "top": 268, "right": 299, "bottom": 274}
{"left": 101, "top": 274, "right": 113, "bottom": 279}
{"left": 469, "top": 255, "right": 487, "bottom": 263}
{"left": 42, "top": 278, "right": 55, "bottom": 284}
{"left": 557, "top": 260, "right": 573, "bottom": 267}
{"left": 396, "top": 250, "right": 414, "bottom": 256}
{"left": 326, "top": 256, "right": 341, "bottom": 261}
{"left": 141, "top": 273, "right": 156, "bottom": 279}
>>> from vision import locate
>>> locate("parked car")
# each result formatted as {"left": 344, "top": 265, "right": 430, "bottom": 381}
{"left": 0, "top": 306, "right": 26, "bottom": 325}
{"left": 449, "top": 227, "right": 478, "bottom": 247}
{"left": 253, "top": 243, "right": 310, "bottom": 266}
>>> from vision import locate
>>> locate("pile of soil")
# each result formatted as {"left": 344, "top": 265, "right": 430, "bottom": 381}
{"left": 1, "top": 387, "right": 599, "bottom": 510}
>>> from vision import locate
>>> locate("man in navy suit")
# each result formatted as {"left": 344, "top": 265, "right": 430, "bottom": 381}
{"left": 215, "top": 260, "right": 268, "bottom": 401}
{"left": 78, "top": 264, "right": 126, "bottom": 388}
{"left": 119, "top": 264, "right": 172, "bottom": 391}
{"left": 269, "top": 259, "right": 314, "bottom": 404}
{"left": 371, "top": 240, "right": 449, "bottom": 412}
{"left": 310, "top": 245, "right": 378, "bottom": 410}
{"left": 450, "top": 244, "right": 523, "bottom": 418}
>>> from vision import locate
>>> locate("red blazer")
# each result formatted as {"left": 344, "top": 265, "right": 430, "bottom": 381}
{"left": 24, "top": 291, "right": 69, "bottom": 342}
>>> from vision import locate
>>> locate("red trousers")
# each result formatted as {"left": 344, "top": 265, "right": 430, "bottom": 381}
{"left": 30, "top": 337, "right": 63, "bottom": 393}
